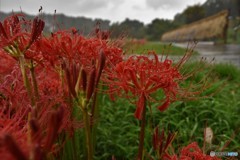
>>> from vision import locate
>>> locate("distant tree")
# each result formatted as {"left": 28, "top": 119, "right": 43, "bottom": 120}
{"left": 173, "top": 13, "right": 186, "bottom": 26}
{"left": 236, "top": 0, "right": 240, "bottom": 17}
{"left": 146, "top": 19, "right": 178, "bottom": 41}
{"left": 110, "top": 18, "right": 146, "bottom": 39}
{"left": 202, "top": 0, "right": 239, "bottom": 18}
{"left": 110, "top": 22, "right": 125, "bottom": 38}
{"left": 183, "top": 4, "right": 206, "bottom": 24}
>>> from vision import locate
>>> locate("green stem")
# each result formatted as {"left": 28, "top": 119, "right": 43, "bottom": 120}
{"left": 30, "top": 61, "right": 39, "bottom": 100}
{"left": 82, "top": 106, "right": 93, "bottom": 160}
{"left": 71, "top": 135, "right": 77, "bottom": 160}
{"left": 60, "top": 67, "right": 66, "bottom": 98}
{"left": 19, "top": 55, "right": 35, "bottom": 107}
{"left": 27, "top": 113, "right": 34, "bottom": 160}
{"left": 137, "top": 96, "right": 147, "bottom": 160}
{"left": 90, "top": 91, "right": 97, "bottom": 127}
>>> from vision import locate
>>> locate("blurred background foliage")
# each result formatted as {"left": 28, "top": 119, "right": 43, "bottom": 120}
{"left": 1, "top": 0, "right": 239, "bottom": 42}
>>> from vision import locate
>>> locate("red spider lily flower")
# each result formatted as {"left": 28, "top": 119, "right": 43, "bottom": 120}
{"left": 41, "top": 28, "right": 121, "bottom": 100}
{"left": 0, "top": 14, "right": 22, "bottom": 48}
{"left": 179, "top": 142, "right": 221, "bottom": 160}
{"left": 0, "top": 65, "right": 79, "bottom": 159}
{"left": 23, "top": 17, "right": 45, "bottom": 63}
{"left": 41, "top": 29, "right": 84, "bottom": 65}
{"left": 0, "top": 14, "right": 44, "bottom": 63}
{"left": 152, "top": 127, "right": 177, "bottom": 160}
{"left": 102, "top": 52, "right": 180, "bottom": 119}
{"left": 28, "top": 17, "right": 45, "bottom": 48}
{"left": 152, "top": 127, "right": 176, "bottom": 154}
{"left": 41, "top": 28, "right": 122, "bottom": 69}
{"left": 0, "top": 70, "right": 30, "bottom": 159}
{"left": 151, "top": 128, "right": 221, "bottom": 160}
{"left": 0, "top": 106, "right": 67, "bottom": 160}
{"left": 62, "top": 61, "right": 80, "bottom": 98}
{"left": 102, "top": 51, "right": 203, "bottom": 120}
{"left": 0, "top": 49, "right": 16, "bottom": 77}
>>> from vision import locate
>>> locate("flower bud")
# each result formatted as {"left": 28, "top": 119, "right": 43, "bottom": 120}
{"left": 3, "top": 134, "right": 27, "bottom": 160}
{"left": 86, "top": 67, "right": 96, "bottom": 101}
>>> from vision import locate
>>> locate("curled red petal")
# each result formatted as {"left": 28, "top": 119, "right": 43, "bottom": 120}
{"left": 158, "top": 99, "right": 170, "bottom": 112}
{"left": 3, "top": 134, "right": 27, "bottom": 160}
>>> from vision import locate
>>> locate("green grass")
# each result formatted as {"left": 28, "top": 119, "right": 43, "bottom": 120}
{"left": 124, "top": 41, "right": 199, "bottom": 55}
{"left": 93, "top": 63, "right": 240, "bottom": 159}
{"left": 211, "top": 63, "right": 240, "bottom": 81}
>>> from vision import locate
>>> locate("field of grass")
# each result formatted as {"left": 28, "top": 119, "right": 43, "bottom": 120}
{"left": 124, "top": 41, "right": 199, "bottom": 55}
{"left": 94, "top": 63, "right": 240, "bottom": 159}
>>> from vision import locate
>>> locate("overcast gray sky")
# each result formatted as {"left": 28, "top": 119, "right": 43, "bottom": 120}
{"left": 0, "top": 0, "right": 206, "bottom": 24}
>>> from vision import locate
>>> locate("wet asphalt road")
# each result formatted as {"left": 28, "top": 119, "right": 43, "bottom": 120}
{"left": 173, "top": 42, "right": 240, "bottom": 68}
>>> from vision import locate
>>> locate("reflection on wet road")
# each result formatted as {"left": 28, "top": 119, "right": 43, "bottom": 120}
{"left": 173, "top": 42, "right": 240, "bottom": 68}
{"left": 174, "top": 42, "right": 240, "bottom": 55}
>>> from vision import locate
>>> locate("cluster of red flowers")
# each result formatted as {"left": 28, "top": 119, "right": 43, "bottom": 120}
{"left": 152, "top": 128, "right": 221, "bottom": 160}
{"left": 0, "top": 14, "right": 123, "bottom": 159}
{"left": 161, "top": 142, "right": 221, "bottom": 160}
{"left": 0, "top": 13, "right": 217, "bottom": 160}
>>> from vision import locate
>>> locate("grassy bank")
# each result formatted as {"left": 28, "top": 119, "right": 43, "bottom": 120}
{"left": 124, "top": 41, "right": 199, "bottom": 55}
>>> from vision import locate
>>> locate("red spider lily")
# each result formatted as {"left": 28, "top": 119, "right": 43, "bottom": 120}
{"left": 179, "top": 142, "right": 221, "bottom": 160}
{"left": 0, "top": 14, "right": 23, "bottom": 48}
{"left": 28, "top": 17, "right": 45, "bottom": 48}
{"left": 152, "top": 127, "right": 176, "bottom": 159}
{"left": 151, "top": 128, "right": 221, "bottom": 160}
{"left": 0, "top": 14, "right": 44, "bottom": 58}
{"left": 28, "top": 64, "right": 82, "bottom": 133}
{"left": 0, "top": 13, "right": 123, "bottom": 159}
{"left": 39, "top": 28, "right": 121, "bottom": 160}
{"left": 0, "top": 65, "right": 79, "bottom": 159}
{"left": 0, "top": 67, "right": 31, "bottom": 159}
{"left": 61, "top": 52, "right": 102, "bottom": 99}
{"left": 0, "top": 106, "right": 66, "bottom": 160}
{"left": 41, "top": 28, "right": 122, "bottom": 69}
{"left": 0, "top": 66, "right": 29, "bottom": 109}
{"left": 41, "top": 28, "right": 121, "bottom": 101}
{"left": 102, "top": 51, "right": 193, "bottom": 120}
{"left": 0, "top": 49, "right": 16, "bottom": 77}
{"left": 41, "top": 29, "right": 84, "bottom": 66}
